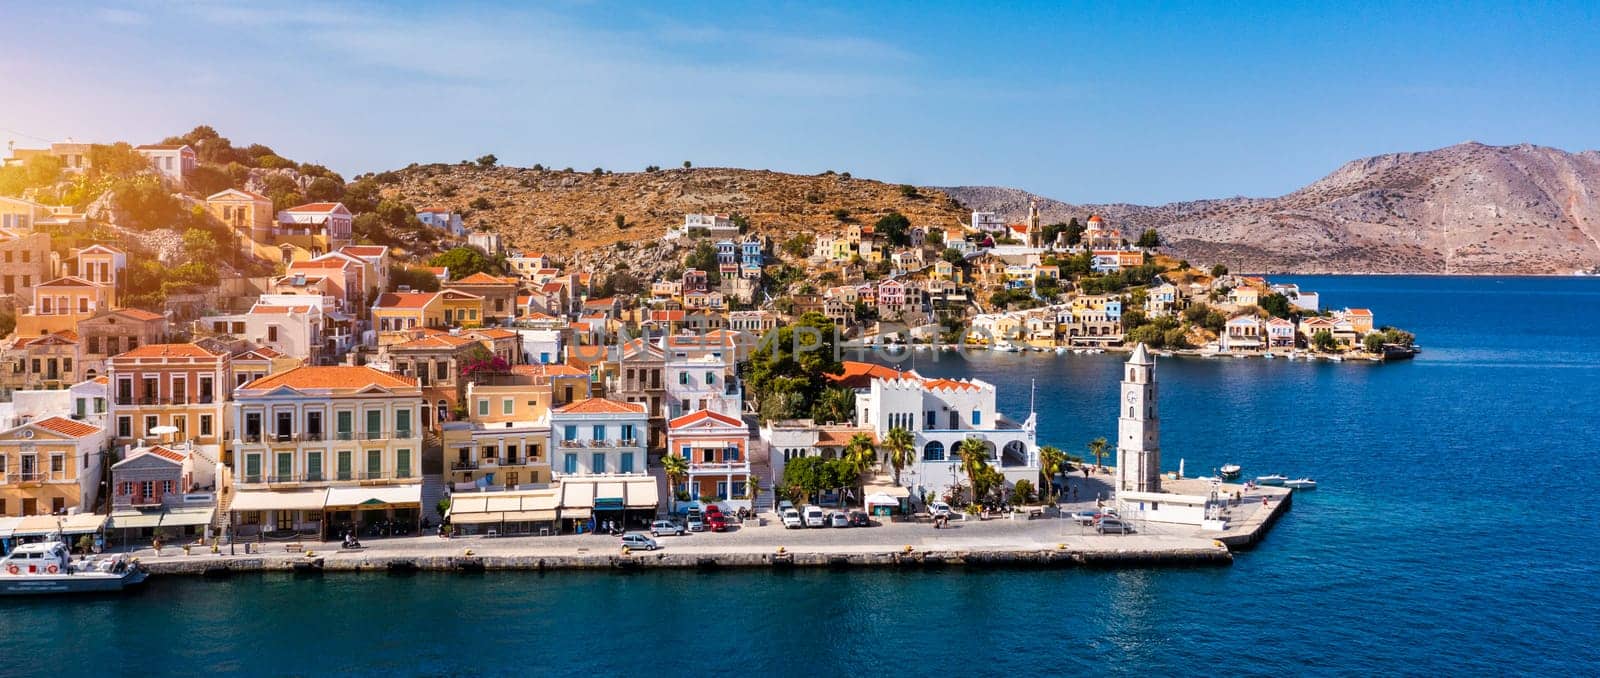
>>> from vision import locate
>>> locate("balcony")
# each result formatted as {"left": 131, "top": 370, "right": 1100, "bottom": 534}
{"left": 452, "top": 460, "right": 480, "bottom": 471}
{"left": 688, "top": 460, "right": 749, "bottom": 473}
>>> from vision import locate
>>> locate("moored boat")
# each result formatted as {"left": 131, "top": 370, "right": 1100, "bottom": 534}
{"left": 1256, "top": 474, "right": 1287, "bottom": 486}
{"left": 0, "top": 540, "right": 148, "bottom": 596}
{"left": 1284, "top": 478, "right": 1318, "bottom": 490}
{"left": 1219, "top": 464, "right": 1242, "bottom": 480}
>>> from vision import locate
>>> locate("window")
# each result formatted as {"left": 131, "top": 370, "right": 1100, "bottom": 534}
{"left": 396, "top": 449, "right": 412, "bottom": 478}
{"left": 923, "top": 441, "right": 945, "bottom": 461}
{"left": 337, "top": 451, "right": 352, "bottom": 480}
{"left": 726, "top": 445, "right": 741, "bottom": 462}
{"left": 477, "top": 399, "right": 489, "bottom": 416}
{"left": 502, "top": 398, "right": 513, "bottom": 415}
{"left": 592, "top": 453, "right": 605, "bottom": 474}
{"left": 267, "top": 326, "right": 279, "bottom": 342}
{"left": 78, "top": 297, "right": 88, "bottom": 313}
{"left": 145, "top": 415, "right": 159, "bottom": 436}
{"left": 276, "top": 412, "right": 293, "bottom": 440}
{"left": 306, "top": 412, "right": 322, "bottom": 440}
{"left": 366, "top": 410, "right": 381, "bottom": 439}
{"left": 971, "top": 410, "right": 981, "bottom": 427}
{"left": 117, "top": 416, "right": 131, "bottom": 438}
{"left": 276, "top": 453, "right": 292, "bottom": 480}
{"left": 564, "top": 425, "right": 577, "bottom": 441}
{"left": 141, "top": 480, "right": 154, "bottom": 499}
{"left": 705, "top": 371, "right": 716, "bottom": 384}
{"left": 396, "top": 409, "right": 411, "bottom": 437}
{"left": 366, "top": 450, "right": 382, "bottom": 478}
{"left": 620, "top": 452, "right": 635, "bottom": 474}
{"left": 306, "top": 451, "right": 323, "bottom": 481}
{"left": 245, "top": 455, "right": 261, "bottom": 482}
{"left": 592, "top": 425, "right": 606, "bottom": 442}
{"left": 436, "top": 362, "right": 448, "bottom": 381}
{"left": 679, "top": 372, "right": 688, "bottom": 385}
{"left": 94, "top": 397, "right": 106, "bottom": 414}
{"left": 50, "top": 453, "right": 64, "bottom": 474}
{"left": 563, "top": 453, "right": 577, "bottom": 474}
{"left": 620, "top": 424, "right": 635, "bottom": 443}
{"left": 336, "top": 411, "right": 352, "bottom": 439}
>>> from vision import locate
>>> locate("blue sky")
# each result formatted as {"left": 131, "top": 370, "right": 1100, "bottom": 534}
{"left": 1, "top": 1, "right": 1596, "bottom": 204}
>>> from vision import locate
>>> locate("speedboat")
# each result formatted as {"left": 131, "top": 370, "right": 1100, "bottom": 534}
{"left": 1256, "top": 474, "right": 1287, "bottom": 486}
{"left": 1284, "top": 478, "right": 1318, "bottom": 490}
{"left": 0, "top": 540, "right": 148, "bottom": 596}
{"left": 1219, "top": 464, "right": 1242, "bottom": 480}
{"left": 1328, "top": 355, "right": 1345, "bottom": 363}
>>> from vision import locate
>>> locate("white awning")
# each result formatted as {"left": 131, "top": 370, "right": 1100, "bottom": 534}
{"left": 230, "top": 489, "right": 328, "bottom": 512}
{"left": 502, "top": 510, "right": 558, "bottom": 522}
{"left": 525, "top": 492, "right": 559, "bottom": 511}
{"left": 625, "top": 479, "right": 659, "bottom": 509}
{"left": 485, "top": 495, "right": 522, "bottom": 512}
{"left": 450, "top": 495, "right": 489, "bottom": 514}
{"left": 109, "top": 510, "right": 164, "bottom": 530}
{"left": 450, "top": 512, "right": 503, "bottom": 525}
{"left": 561, "top": 508, "right": 591, "bottom": 520}
{"left": 863, "top": 484, "right": 911, "bottom": 499}
{"left": 12, "top": 515, "right": 63, "bottom": 537}
{"left": 0, "top": 517, "right": 22, "bottom": 538}
{"left": 561, "top": 481, "right": 595, "bottom": 509}
{"left": 595, "top": 481, "right": 625, "bottom": 502}
{"left": 324, "top": 484, "right": 422, "bottom": 508}
{"left": 160, "top": 507, "right": 216, "bottom": 528}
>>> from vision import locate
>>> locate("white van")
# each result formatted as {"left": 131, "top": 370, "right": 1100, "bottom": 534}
{"left": 781, "top": 508, "right": 804, "bottom": 529}
{"left": 802, "top": 505, "right": 826, "bottom": 528}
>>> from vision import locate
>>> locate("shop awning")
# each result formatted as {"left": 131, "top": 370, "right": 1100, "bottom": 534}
{"left": 231, "top": 489, "right": 328, "bottom": 512}
{"left": 561, "top": 508, "right": 592, "bottom": 520}
{"left": 0, "top": 517, "right": 22, "bottom": 538}
{"left": 625, "top": 479, "right": 659, "bottom": 509}
{"left": 485, "top": 495, "right": 522, "bottom": 512}
{"left": 161, "top": 507, "right": 216, "bottom": 528}
{"left": 561, "top": 481, "right": 595, "bottom": 509}
{"left": 109, "top": 510, "right": 164, "bottom": 530}
{"left": 12, "top": 515, "right": 63, "bottom": 537}
{"left": 501, "top": 510, "right": 558, "bottom": 522}
{"left": 449, "top": 511, "right": 504, "bottom": 525}
{"left": 62, "top": 513, "right": 107, "bottom": 535}
{"left": 595, "top": 481, "right": 625, "bottom": 502}
{"left": 525, "top": 492, "right": 559, "bottom": 511}
{"left": 863, "top": 484, "right": 911, "bottom": 499}
{"left": 324, "top": 484, "right": 422, "bottom": 508}
{"left": 450, "top": 495, "right": 489, "bottom": 514}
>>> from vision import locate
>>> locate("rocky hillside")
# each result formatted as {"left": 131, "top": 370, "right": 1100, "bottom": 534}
{"left": 944, "top": 143, "right": 1600, "bottom": 274}
{"left": 378, "top": 165, "right": 969, "bottom": 275}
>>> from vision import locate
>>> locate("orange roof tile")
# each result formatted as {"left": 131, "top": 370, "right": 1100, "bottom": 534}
{"left": 242, "top": 365, "right": 417, "bottom": 391}
{"left": 826, "top": 361, "right": 918, "bottom": 388}
{"left": 288, "top": 258, "right": 355, "bottom": 270}
{"left": 554, "top": 398, "right": 645, "bottom": 415}
{"left": 452, "top": 272, "right": 517, "bottom": 285}
{"left": 108, "top": 308, "right": 164, "bottom": 321}
{"left": 373, "top": 291, "right": 440, "bottom": 309}
{"left": 32, "top": 416, "right": 102, "bottom": 438}
{"left": 816, "top": 428, "right": 875, "bottom": 446}
{"left": 470, "top": 328, "right": 517, "bottom": 339}
{"left": 511, "top": 363, "right": 587, "bottom": 378}
{"left": 922, "top": 378, "right": 980, "bottom": 392}
{"left": 339, "top": 245, "right": 388, "bottom": 257}
{"left": 283, "top": 202, "right": 346, "bottom": 213}
{"left": 137, "top": 445, "right": 187, "bottom": 462}
{"left": 668, "top": 409, "right": 744, "bottom": 429}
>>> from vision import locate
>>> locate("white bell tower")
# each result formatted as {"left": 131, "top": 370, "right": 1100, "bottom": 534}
{"left": 1116, "top": 343, "right": 1161, "bottom": 493}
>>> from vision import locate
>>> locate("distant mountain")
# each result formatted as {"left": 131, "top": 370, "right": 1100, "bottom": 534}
{"left": 942, "top": 143, "right": 1600, "bottom": 274}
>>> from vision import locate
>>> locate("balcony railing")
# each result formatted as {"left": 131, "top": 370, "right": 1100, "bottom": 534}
{"left": 452, "top": 460, "right": 479, "bottom": 471}
{"left": 242, "top": 430, "right": 419, "bottom": 444}
{"left": 688, "top": 461, "right": 749, "bottom": 472}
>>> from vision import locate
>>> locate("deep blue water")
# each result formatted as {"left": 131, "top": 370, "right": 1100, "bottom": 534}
{"left": 4, "top": 277, "right": 1598, "bottom": 676}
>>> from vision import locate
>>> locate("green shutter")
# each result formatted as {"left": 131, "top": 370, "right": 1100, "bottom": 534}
{"left": 367, "top": 450, "right": 381, "bottom": 477}
{"left": 397, "top": 449, "right": 411, "bottom": 478}
{"left": 337, "top": 451, "right": 352, "bottom": 480}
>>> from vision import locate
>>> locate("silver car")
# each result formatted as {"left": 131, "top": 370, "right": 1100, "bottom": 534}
{"left": 621, "top": 533, "right": 660, "bottom": 550}
{"left": 649, "top": 520, "right": 684, "bottom": 537}
{"left": 1095, "top": 518, "right": 1133, "bottom": 535}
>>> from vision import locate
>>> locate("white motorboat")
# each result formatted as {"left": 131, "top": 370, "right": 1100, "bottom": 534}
{"left": 1328, "top": 355, "right": 1345, "bottom": 363}
{"left": 1219, "top": 464, "right": 1242, "bottom": 480}
{"left": 1264, "top": 352, "right": 1277, "bottom": 359}
{"left": 1055, "top": 347, "right": 1069, "bottom": 355}
{"left": 1284, "top": 478, "right": 1318, "bottom": 490}
{"left": 0, "top": 540, "right": 148, "bottom": 596}
{"left": 1256, "top": 474, "right": 1287, "bottom": 486}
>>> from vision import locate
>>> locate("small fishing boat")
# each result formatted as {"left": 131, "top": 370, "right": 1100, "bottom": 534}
{"left": 0, "top": 540, "right": 148, "bottom": 596}
{"left": 1219, "top": 464, "right": 1242, "bottom": 480}
{"left": 1264, "top": 352, "right": 1277, "bottom": 359}
{"left": 1328, "top": 355, "right": 1345, "bottom": 363}
{"left": 1284, "top": 478, "right": 1318, "bottom": 490}
{"left": 1255, "top": 474, "right": 1287, "bottom": 486}
{"left": 1055, "top": 347, "right": 1069, "bottom": 355}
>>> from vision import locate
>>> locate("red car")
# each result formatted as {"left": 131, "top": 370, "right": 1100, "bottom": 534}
{"left": 706, "top": 513, "right": 728, "bottom": 532}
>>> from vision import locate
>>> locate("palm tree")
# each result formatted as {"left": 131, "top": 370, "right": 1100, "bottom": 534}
{"left": 661, "top": 453, "right": 689, "bottom": 514}
{"left": 957, "top": 438, "right": 991, "bottom": 505}
{"left": 884, "top": 427, "right": 914, "bottom": 486}
{"left": 843, "top": 433, "right": 877, "bottom": 505}
{"left": 1087, "top": 437, "right": 1110, "bottom": 471}
{"left": 1038, "top": 445, "right": 1067, "bottom": 502}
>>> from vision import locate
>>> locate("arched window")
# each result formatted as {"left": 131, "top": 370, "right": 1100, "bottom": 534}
{"left": 1128, "top": 407, "right": 1134, "bottom": 417}
{"left": 923, "top": 440, "right": 945, "bottom": 461}
{"left": 1001, "top": 441, "right": 1028, "bottom": 468}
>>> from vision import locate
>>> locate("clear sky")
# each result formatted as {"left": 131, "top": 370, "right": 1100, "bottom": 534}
{"left": 2, "top": 1, "right": 1596, "bottom": 204}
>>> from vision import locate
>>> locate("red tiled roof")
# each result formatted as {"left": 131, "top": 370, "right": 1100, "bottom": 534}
{"left": 373, "top": 291, "right": 440, "bottom": 309}
{"left": 288, "top": 259, "right": 354, "bottom": 270}
{"left": 922, "top": 378, "right": 980, "bottom": 392}
{"left": 283, "top": 202, "right": 346, "bottom": 213}
{"left": 1346, "top": 308, "right": 1373, "bottom": 316}
{"left": 511, "top": 363, "right": 587, "bottom": 377}
{"left": 392, "top": 334, "right": 476, "bottom": 350}
{"left": 109, "top": 308, "right": 164, "bottom": 321}
{"left": 340, "top": 245, "right": 388, "bottom": 257}
{"left": 242, "top": 366, "right": 416, "bottom": 391}
{"left": 826, "top": 361, "right": 918, "bottom": 388}
{"left": 250, "top": 305, "right": 313, "bottom": 315}
{"left": 554, "top": 398, "right": 645, "bottom": 415}
{"left": 35, "top": 275, "right": 99, "bottom": 288}
{"left": 450, "top": 272, "right": 517, "bottom": 285}
{"left": 139, "top": 445, "right": 187, "bottom": 463}
{"left": 668, "top": 409, "right": 744, "bottom": 429}
{"left": 469, "top": 328, "right": 517, "bottom": 339}
{"left": 32, "top": 416, "right": 102, "bottom": 438}
{"left": 114, "top": 343, "right": 222, "bottom": 359}
{"left": 817, "top": 428, "right": 875, "bottom": 446}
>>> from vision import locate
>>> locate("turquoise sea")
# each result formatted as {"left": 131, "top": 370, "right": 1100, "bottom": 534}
{"left": 3, "top": 277, "right": 1598, "bottom": 676}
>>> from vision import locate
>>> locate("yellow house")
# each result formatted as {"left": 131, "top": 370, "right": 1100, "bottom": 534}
{"left": 0, "top": 196, "right": 50, "bottom": 231}
{"left": 444, "top": 377, "right": 554, "bottom": 490}
{"left": 372, "top": 291, "right": 445, "bottom": 344}
{"left": 206, "top": 189, "right": 275, "bottom": 242}
{"left": 439, "top": 289, "right": 485, "bottom": 328}
{"left": 0, "top": 416, "right": 109, "bottom": 517}
{"left": 1230, "top": 286, "right": 1261, "bottom": 307}
{"left": 16, "top": 276, "right": 112, "bottom": 337}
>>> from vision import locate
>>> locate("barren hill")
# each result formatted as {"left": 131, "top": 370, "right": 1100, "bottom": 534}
{"left": 379, "top": 165, "right": 969, "bottom": 274}
{"left": 944, "top": 142, "right": 1600, "bottom": 274}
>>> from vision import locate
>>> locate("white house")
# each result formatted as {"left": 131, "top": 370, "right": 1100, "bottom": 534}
{"left": 415, "top": 207, "right": 465, "bottom": 237}
{"left": 549, "top": 398, "right": 648, "bottom": 477}
{"left": 134, "top": 144, "right": 197, "bottom": 185}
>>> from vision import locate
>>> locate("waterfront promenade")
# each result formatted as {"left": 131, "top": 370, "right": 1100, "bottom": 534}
{"left": 132, "top": 477, "right": 1292, "bottom": 574}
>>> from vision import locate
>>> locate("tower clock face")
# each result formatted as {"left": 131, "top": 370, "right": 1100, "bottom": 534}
{"left": 1126, "top": 391, "right": 1138, "bottom": 403}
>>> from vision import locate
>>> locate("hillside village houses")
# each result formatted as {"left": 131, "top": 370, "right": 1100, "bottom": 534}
{"left": 0, "top": 127, "right": 1414, "bottom": 555}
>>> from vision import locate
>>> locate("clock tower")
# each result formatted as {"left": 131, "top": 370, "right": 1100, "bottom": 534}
{"left": 1116, "top": 343, "right": 1161, "bottom": 493}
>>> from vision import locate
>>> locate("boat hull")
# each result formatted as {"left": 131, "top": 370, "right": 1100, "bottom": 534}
{"left": 0, "top": 570, "right": 148, "bottom": 596}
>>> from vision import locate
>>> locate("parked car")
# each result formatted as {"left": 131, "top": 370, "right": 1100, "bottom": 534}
{"left": 829, "top": 512, "right": 850, "bottom": 528}
{"left": 621, "top": 533, "right": 660, "bottom": 550}
{"left": 1069, "top": 510, "right": 1100, "bottom": 525}
{"left": 928, "top": 501, "right": 953, "bottom": 518}
{"left": 686, "top": 513, "right": 706, "bottom": 532}
{"left": 781, "top": 508, "right": 804, "bottom": 529}
{"left": 649, "top": 520, "right": 685, "bottom": 537}
{"left": 704, "top": 504, "right": 724, "bottom": 519}
{"left": 777, "top": 500, "right": 796, "bottom": 515}
{"left": 707, "top": 513, "right": 728, "bottom": 532}
{"left": 1096, "top": 518, "right": 1133, "bottom": 535}
{"left": 848, "top": 511, "right": 871, "bottom": 527}
{"left": 803, "top": 505, "right": 826, "bottom": 528}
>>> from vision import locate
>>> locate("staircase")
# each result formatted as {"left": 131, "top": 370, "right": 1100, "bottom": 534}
{"left": 750, "top": 464, "right": 776, "bottom": 514}
{"left": 421, "top": 474, "right": 448, "bottom": 524}
{"left": 213, "top": 465, "right": 234, "bottom": 530}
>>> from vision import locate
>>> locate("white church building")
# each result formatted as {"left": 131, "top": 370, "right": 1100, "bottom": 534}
{"left": 1114, "top": 344, "right": 1227, "bottom": 529}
